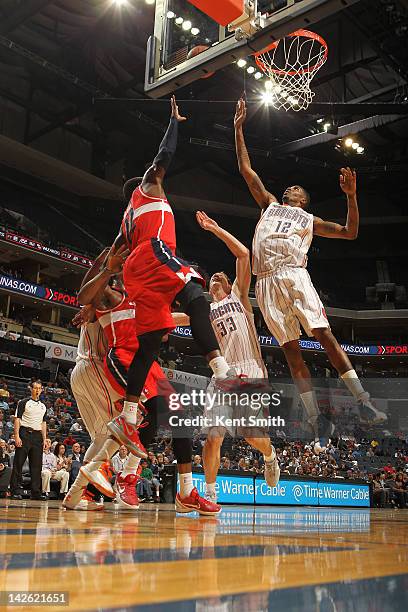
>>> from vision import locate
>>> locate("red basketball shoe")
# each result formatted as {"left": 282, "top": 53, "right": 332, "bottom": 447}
{"left": 115, "top": 472, "right": 140, "bottom": 510}
{"left": 175, "top": 487, "right": 221, "bottom": 516}
{"left": 107, "top": 415, "right": 148, "bottom": 458}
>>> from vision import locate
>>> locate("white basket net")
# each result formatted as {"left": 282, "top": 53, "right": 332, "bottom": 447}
{"left": 255, "top": 30, "right": 328, "bottom": 112}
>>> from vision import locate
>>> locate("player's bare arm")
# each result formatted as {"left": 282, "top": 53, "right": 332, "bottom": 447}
{"left": 77, "top": 244, "right": 127, "bottom": 306}
{"left": 234, "top": 98, "right": 277, "bottom": 211}
{"left": 172, "top": 312, "right": 190, "bottom": 326}
{"left": 79, "top": 247, "right": 109, "bottom": 291}
{"left": 196, "top": 210, "right": 252, "bottom": 311}
{"left": 313, "top": 168, "right": 359, "bottom": 240}
{"left": 142, "top": 95, "right": 186, "bottom": 198}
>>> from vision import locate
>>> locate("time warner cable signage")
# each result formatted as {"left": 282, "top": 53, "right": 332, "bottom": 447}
{"left": 172, "top": 326, "right": 408, "bottom": 357}
{"left": 187, "top": 473, "right": 370, "bottom": 508}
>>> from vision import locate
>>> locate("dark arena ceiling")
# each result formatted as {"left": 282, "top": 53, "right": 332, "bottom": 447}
{"left": 0, "top": 0, "right": 407, "bottom": 302}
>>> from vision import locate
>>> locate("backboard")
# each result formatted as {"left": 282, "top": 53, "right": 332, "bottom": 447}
{"left": 144, "top": 0, "right": 361, "bottom": 98}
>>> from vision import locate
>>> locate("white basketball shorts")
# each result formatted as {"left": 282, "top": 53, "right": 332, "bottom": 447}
{"left": 255, "top": 267, "right": 329, "bottom": 347}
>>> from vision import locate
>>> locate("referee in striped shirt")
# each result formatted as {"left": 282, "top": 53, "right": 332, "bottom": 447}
{"left": 10, "top": 380, "right": 47, "bottom": 500}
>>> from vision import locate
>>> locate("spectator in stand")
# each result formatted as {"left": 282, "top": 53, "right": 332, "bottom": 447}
{"left": 52, "top": 443, "right": 70, "bottom": 497}
{"left": 112, "top": 446, "right": 129, "bottom": 475}
{"left": 383, "top": 462, "right": 397, "bottom": 476}
{"left": 0, "top": 397, "right": 9, "bottom": 412}
{"left": 0, "top": 383, "right": 10, "bottom": 401}
{"left": 149, "top": 456, "right": 161, "bottom": 502}
{"left": 193, "top": 455, "right": 202, "bottom": 468}
{"left": 80, "top": 444, "right": 86, "bottom": 456}
{"left": 63, "top": 433, "right": 77, "bottom": 448}
{"left": 70, "top": 418, "right": 83, "bottom": 433}
{"left": 137, "top": 459, "right": 154, "bottom": 502}
{"left": 390, "top": 473, "right": 407, "bottom": 508}
{"left": 41, "top": 438, "right": 58, "bottom": 498}
{"left": 47, "top": 417, "right": 60, "bottom": 438}
{"left": 68, "top": 442, "right": 83, "bottom": 486}
{"left": 0, "top": 439, "right": 11, "bottom": 497}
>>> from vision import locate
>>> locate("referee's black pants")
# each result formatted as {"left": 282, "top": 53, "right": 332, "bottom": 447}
{"left": 10, "top": 427, "right": 43, "bottom": 498}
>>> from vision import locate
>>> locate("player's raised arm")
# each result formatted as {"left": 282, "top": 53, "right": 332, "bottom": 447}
{"left": 77, "top": 245, "right": 127, "bottom": 305}
{"left": 142, "top": 95, "right": 186, "bottom": 196}
{"left": 196, "top": 210, "right": 252, "bottom": 311}
{"left": 313, "top": 168, "right": 359, "bottom": 240}
{"left": 234, "top": 99, "right": 276, "bottom": 211}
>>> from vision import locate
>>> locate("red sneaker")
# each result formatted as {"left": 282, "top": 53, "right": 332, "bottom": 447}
{"left": 115, "top": 472, "right": 140, "bottom": 510}
{"left": 107, "top": 415, "right": 148, "bottom": 458}
{"left": 175, "top": 487, "right": 221, "bottom": 516}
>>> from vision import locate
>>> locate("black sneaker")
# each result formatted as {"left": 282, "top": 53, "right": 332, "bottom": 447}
{"left": 11, "top": 494, "right": 22, "bottom": 500}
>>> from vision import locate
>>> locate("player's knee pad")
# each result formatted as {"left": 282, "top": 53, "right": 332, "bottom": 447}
{"left": 172, "top": 437, "right": 193, "bottom": 465}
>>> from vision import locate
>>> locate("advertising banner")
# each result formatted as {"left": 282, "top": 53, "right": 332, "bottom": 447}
{"left": 171, "top": 326, "right": 408, "bottom": 357}
{"left": 1, "top": 229, "right": 93, "bottom": 268}
{"left": 186, "top": 472, "right": 370, "bottom": 508}
{"left": 0, "top": 330, "right": 78, "bottom": 362}
{"left": 0, "top": 274, "right": 79, "bottom": 308}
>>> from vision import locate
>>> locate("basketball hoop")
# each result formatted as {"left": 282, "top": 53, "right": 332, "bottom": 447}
{"left": 254, "top": 30, "right": 328, "bottom": 111}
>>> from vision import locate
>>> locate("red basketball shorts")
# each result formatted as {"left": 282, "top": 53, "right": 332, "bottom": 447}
{"left": 123, "top": 239, "right": 205, "bottom": 335}
{"left": 104, "top": 347, "right": 174, "bottom": 401}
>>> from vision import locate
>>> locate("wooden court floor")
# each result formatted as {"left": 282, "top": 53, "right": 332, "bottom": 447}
{"left": 0, "top": 500, "right": 407, "bottom": 611}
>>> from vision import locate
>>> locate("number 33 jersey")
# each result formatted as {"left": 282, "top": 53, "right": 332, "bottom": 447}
{"left": 209, "top": 291, "right": 266, "bottom": 378}
{"left": 252, "top": 201, "right": 314, "bottom": 275}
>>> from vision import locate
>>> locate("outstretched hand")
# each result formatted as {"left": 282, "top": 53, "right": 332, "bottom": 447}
{"left": 196, "top": 210, "right": 219, "bottom": 233}
{"left": 104, "top": 243, "right": 129, "bottom": 274}
{"left": 71, "top": 304, "right": 95, "bottom": 328}
{"left": 234, "top": 98, "right": 247, "bottom": 129}
{"left": 171, "top": 95, "right": 187, "bottom": 122}
{"left": 340, "top": 167, "right": 357, "bottom": 196}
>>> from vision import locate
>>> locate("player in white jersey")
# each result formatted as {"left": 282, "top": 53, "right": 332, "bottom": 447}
{"left": 63, "top": 249, "right": 139, "bottom": 511}
{"left": 234, "top": 98, "right": 387, "bottom": 444}
{"left": 175, "top": 211, "right": 280, "bottom": 503}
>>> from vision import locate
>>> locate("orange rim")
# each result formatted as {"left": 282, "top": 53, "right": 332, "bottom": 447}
{"left": 254, "top": 29, "right": 328, "bottom": 77}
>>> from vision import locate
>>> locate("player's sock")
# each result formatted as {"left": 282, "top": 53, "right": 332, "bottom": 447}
{"left": 340, "top": 369, "right": 368, "bottom": 401}
{"left": 122, "top": 400, "right": 139, "bottom": 425}
{"left": 179, "top": 472, "right": 194, "bottom": 497}
{"left": 205, "top": 482, "right": 217, "bottom": 499}
{"left": 209, "top": 356, "right": 230, "bottom": 379}
{"left": 92, "top": 438, "right": 121, "bottom": 463}
{"left": 300, "top": 390, "right": 320, "bottom": 437}
{"left": 121, "top": 454, "right": 140, "bottom": 478}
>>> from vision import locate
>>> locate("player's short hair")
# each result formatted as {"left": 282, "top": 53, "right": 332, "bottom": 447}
{"left": 219, "top": 272, "right": 232, "bottom": 286}
{"left": 123, "top": 177, "right": 143, "bottom": 203}
{"left": 30, "top": 380, "right": 42, "bottom": 389}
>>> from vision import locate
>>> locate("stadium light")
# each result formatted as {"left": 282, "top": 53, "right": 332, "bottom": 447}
{"left": 323, "top": 122, "right": 331, "bottom": 132}
{"left": 352, "top": 142, "right": 359, "bottom": 150}
{"left": 182, "top": 20, "right": 192, "bottom": 30}
{"left": 247, "top": 66, "right": 255, "bottom": 74}
{"left": 145, "top": 0, "right": 155, "bottom": 4}
{"left": 262, "top": 91, "right": 274, "bottom": 105}
{"left": 167, "top": 11, "right": 176, "bottom": 18}
{"left": 175, "top": 16, "right": 183, "bottom": 25}
{"left": 237, "top": 59, "right": 247, "bottom": 68}
{"left": 254, "top": 72, "right": 263, "bottom": 80}
{"left": 345, "top": 138, "right": 354, "bottom": 147}
{"left": 191, "top": 27, "right": 200, "bottom": 35}
{"left": 357, "top": 146, "right": 365, "bottom": 154}
{"left": 317, "top": 118, "right": 324, "bottom": 123}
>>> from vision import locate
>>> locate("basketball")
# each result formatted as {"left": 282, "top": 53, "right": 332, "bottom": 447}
{"left": 187, "top": 45, "right": 214, "bottom": 79}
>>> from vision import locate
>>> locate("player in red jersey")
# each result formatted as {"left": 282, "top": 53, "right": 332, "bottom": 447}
{"left": 76, "top": 248, "right": 221, "bottom": 515}
{"left": 102, "top": 97, "right": 239, "bottom": 511}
